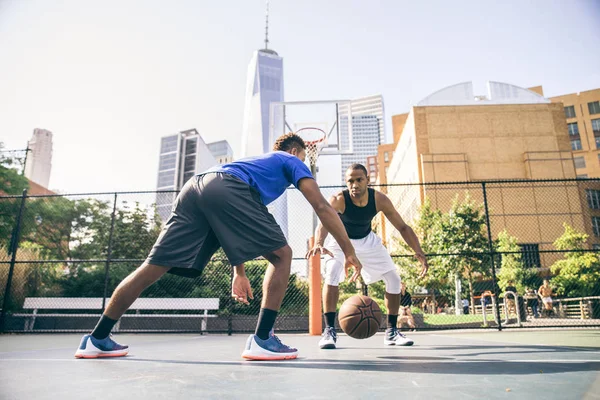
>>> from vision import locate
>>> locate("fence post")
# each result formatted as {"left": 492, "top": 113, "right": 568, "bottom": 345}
{"left": 101, "top": 193, "right": 118, "bottom": 312}
{"left": 481, "top": 182, "right": 502, "bottom": 331}
{"left": 0, "top": 189, "right": 28, "bottom": 333}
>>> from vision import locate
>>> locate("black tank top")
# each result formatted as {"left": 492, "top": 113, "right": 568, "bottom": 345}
{"left": 339, "top": 188, "right": 377, "bottom": 239}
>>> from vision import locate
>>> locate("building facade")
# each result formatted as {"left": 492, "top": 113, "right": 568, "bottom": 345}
{"left": 155, "top": 129, "right": 217, "bottom": 221}
{"left": 240, "top": 49, "right": 284, "bottom": 158}
{"left": 207, "top": 140, "right": 234, "bottom": 164}
{"left": 549, "top": 88, "right": 600, "bottom": 179}
{"left": 340, "top": 115, "right": 381, "bottom": 182}
{"left": 24, "top": 128, "right": 53, "bottom": 188}
{"left": 383, "top": 81, "right": 597, "bottom": 267}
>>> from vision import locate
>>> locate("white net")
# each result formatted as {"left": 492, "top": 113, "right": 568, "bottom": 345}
{"left": 297, "top": 127, "right": 326, "bottom": 167}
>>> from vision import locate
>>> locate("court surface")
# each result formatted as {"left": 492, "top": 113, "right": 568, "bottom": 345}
{"left": 1, "top": 329, "right": 599, "bottom": 399}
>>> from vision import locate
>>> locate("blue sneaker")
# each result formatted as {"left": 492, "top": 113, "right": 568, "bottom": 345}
{"left": 242, "top": 330, "right": 298, "bottom": 360}
{"left": 74, "top": 334, "right": 129, "bottom": 359}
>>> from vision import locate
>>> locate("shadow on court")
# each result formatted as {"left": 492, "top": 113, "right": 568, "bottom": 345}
{"left": 116, "top": 356, "right": 600, "bottom": 375}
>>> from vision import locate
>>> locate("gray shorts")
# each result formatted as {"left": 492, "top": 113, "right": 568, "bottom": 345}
{"left": 147, "top": 172, "right": 287, "bottom": 277}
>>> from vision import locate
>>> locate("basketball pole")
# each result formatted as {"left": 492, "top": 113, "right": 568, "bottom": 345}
{"left": 308, "top": 163, "right": 322, "bottom": 335}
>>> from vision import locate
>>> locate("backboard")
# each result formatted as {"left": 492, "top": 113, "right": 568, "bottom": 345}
{"left": 269, "top": 100, "right": 354, "bottom": 158}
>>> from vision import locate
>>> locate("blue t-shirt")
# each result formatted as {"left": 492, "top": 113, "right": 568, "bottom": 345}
{"left": 205, "top": 151, "right": 314, "bottom": 205}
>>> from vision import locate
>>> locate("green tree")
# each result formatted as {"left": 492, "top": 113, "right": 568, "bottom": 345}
{"left": 0, "top": 142, "right": 30, "bottom": 248}
{"left": 392, "top": 199, "right": 452, "bottom": 307}
{"left": 432, "top": 194, "right": 490, "bottom": 313}
{"left": 550, "top": 224, "right": 600, "bottom": 297}
{"left": 496, "top": 230, "right": 535, "bottom": 294}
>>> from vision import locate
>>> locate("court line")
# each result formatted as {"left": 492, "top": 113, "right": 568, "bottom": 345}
{"left": 1, "top": 358, "right": 599, "bottom": 363}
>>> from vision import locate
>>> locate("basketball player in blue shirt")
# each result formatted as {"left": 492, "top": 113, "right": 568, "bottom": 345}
{"left": 74, "top": 133, "right": 362, "bottom": 361}
{"left": 307, "top": 164, "right": 428, "bottom": 349}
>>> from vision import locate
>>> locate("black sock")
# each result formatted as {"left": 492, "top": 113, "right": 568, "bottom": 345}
{"left": 388, "top": 314, "right": 398, "bottom": 329}
{"left": 324, "top": 312, "right": 336, "bottom": 329}
{"left": 91, "top": 315, "right": 118, "bottom": 340}
{"left": 255, "top": 308, "right": 278, "bottom": 340}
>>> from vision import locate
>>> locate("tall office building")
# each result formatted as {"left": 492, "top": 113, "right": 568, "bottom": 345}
{"left": 340, "top": 115, "right": 381, "bottom": 182}
{"left": 24, "top": 128, "right": 53, "bottom": 188}
{"left": 240, "top": 2, "right": 288, "bottom": 238}
{"left": 155, "top": 129, "right": 217, "bottom": 221}
{"left": 344, "top": 94, "right": 386, "bottom": 144}
{"left": 240, "top": 3, "right": 284, "bottom": 157}
{"left": 207, "top": 140, "right": 234, "bottom": 164}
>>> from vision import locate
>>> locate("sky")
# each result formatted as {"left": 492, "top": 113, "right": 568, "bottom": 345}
{"left": 1, "top": 0, "right": 599, "bottom": 194}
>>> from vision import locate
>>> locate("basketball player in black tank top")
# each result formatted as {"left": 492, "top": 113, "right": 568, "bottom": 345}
{"left": 307, "top": 164, "right": 428, "bottom": 348}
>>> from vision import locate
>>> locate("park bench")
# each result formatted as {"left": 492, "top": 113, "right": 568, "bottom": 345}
{"left": 16, "top": 297, "right": 220, "bottom": 332}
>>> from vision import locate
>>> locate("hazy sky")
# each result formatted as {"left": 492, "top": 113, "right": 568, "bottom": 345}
{"left": 1, "top": 0, "right": 599, "bottom": 193}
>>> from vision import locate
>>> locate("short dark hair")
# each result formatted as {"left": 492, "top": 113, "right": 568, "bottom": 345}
{"left": 346, "top": 163, "right": 368, "bottom": 177}
{"left": 273, "top": 133, "right": 306, "bottom": 152}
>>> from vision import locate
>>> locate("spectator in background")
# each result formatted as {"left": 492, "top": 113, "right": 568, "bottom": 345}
{"left": 505, "top": 280, "right": 518, "bottom": 315}
{"left": 524, "top": 287, "right": 540, "bottom": 318}
{"left": 462, "top": 298, "right": 469, "bottom": 314}
{"left": 398, "top": 282, "right": 416, "bottom": 331}
{"left": 538, "top": 279, "right": 554, "bottom": 318}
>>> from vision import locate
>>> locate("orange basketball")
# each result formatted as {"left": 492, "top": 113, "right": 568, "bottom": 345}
{"left": 338, "top": 295, "right": 382, "bottom": 339}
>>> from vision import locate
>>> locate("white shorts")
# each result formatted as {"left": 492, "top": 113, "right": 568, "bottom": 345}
{"left": 542, "top": 297, "right": 552, "bottom": 304}
{"left": 323, "top": 232, "right": 399, "bottom": 290}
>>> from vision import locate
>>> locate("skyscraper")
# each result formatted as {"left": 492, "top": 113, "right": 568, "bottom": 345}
{"left": 155, "top": 129, "right": 217, "bottom": 221}
{"left": 240, "top": 1, "right": 288, "bottom": 238}
{"left": 340, "top": 115, "right": 381, "bottom": 182}
{"left": 345, "top": 95, "right": 386, "bottom": 144}
{"left": 24, "top": 128, "right": 53, "bottom": 188}
{"left": 240, "top": 2, "right": 284, "bottom": 157}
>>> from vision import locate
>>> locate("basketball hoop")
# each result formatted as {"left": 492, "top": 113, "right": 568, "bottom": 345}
{"left": 296, "top": 127, "right": 326, "bottom": 168}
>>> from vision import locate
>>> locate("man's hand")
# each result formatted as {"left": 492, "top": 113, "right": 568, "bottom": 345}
{"left": 345, "top": 254, "right": 363, "bottom": 283}
{"left": 415, "top": 253, "right": 429, "bottom": 279}
{"left": 305, "top": 244, "right": 334, "bottom": 259}
{"left": 232, "top": 273, "right": 254, "bottom": 305}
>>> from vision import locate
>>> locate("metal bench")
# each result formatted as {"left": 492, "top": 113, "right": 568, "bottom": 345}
{"left": 17, "top": 297, "right": 220, "bottom": 332}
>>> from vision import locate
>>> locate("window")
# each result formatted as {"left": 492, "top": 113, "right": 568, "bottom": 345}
{"left": 592, "top": 217, "right": 600, "bottom": 237}
{"left": 571, "top": 140, "right": 582, "bottom": 151}
{"left": 592, "top": 119, "right": 600, "bottom": 135}
{"left": 519, "top": 244, "right": 541, "bottom": 268}
{"left": 564, "top": 105, "right": 576, "bottom": 119}
{"left": 578, "top": 174, "right": 589, "bottom": 179}
{"left": 158, "top": 153, "right": 177, "bottom": 171}
{"left": 596, "top": 137, "right": 600, "bottom": 149}
{"left": 587, "top": 189, "right": 600, "bottom": 209}
{"left": 589, "top": 101, "right": 600, "bottom": 115}
{"left": 567, "top": 122, "right": 579, "bottom": 136}
{"left": 593, "top": 244, "right": 600, "bottom": 251}
{"left": 160, "top": 136, "right": 178, "bottom": 153}
{"left": 574, "top": 156, "right": 586, "bottom": 169}
{"left": 384, "top": 152, "right": 389, "bottom": 162}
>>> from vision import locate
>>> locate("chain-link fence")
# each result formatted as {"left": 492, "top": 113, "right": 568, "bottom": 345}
{"left": 1, "top": 178, "right": 599, "bottom": 333}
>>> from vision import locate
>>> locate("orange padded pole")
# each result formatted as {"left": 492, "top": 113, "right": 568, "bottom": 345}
{"left": 308, "top": 237, "right": 322, "bottom": 335}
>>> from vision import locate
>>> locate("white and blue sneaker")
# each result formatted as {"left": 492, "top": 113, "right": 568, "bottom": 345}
{"left": 318, "top": 327, "right": 337, "bottom": 349}
{"left": 384, "top": 327, "right": 414, "bottom": 346}
{"left": 242, "top": 330, "right": 298, "bottom": 360}
{"left": 74, "top": 334, "right": 129, "bottom": 359}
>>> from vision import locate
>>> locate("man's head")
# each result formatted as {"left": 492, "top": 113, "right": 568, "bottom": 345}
{"left": 508, "top": 280, "right": 514, "bottom": 285}
{"left": 345, "top": 164, "right": 369, "bottom": 197}
{"left": 400, "top": 281, "right": 406, "bottom": 291}
{"left": 273, "top": 133, "right": 306, "bottom": 162}
{"left": 543, "top": 279, "right": 549, "bottom": 285}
